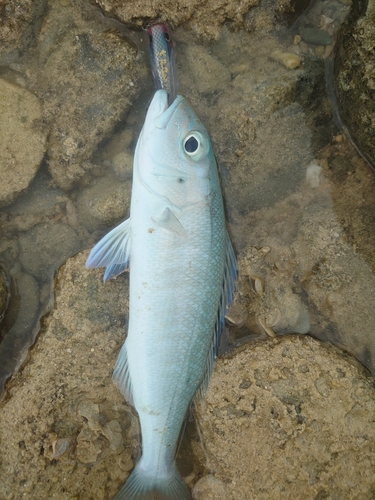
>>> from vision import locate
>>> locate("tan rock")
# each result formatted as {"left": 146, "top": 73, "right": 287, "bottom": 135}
{"left": 195, "top": 336, "right": 375, "bottom": 499}
{"left": 0, "top": 79, "right": 47, "bottom": 207}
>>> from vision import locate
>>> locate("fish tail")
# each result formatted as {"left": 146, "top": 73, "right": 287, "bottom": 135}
{"left": 115, "top": 461, "right": 191, "bottom": 500}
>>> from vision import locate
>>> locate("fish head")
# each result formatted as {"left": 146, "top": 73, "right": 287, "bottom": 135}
{"left": 137, "top": 89, "right": 216, "bottom": 208}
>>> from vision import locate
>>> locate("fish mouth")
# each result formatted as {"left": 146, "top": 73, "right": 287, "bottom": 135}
{"left": 154, "top": 92, "right": 185, "bottom": 130}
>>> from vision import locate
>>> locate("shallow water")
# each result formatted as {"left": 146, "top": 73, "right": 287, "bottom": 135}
{"left": 1, "top": 0, "right": 375, "bottom": 403}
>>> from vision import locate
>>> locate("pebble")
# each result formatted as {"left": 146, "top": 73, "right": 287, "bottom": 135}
{"left": 270, "top": 49, "right": 301, "bottom": 69}
{"left": 315, "top": 45, "right": 325, "bottom": 57}
{"left": 192, "top": 475, "right": 227, "bottom": 500}
{"left": 299, "top": 27, "right": 332, "bottom": 46}
{"left": 306, "top": 162, "right": 322, "bottom": 188}
{"left": 112, "top": 151, "right": 133, "bottom": 181}
{"left": 293, "top": 35, "right": 302, "bottom": 45}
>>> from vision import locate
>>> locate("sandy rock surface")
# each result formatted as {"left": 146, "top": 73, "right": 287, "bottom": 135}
{"left": 0, "top": 79, "right": 47, "bottom": 207}
{"left": 0, "top": 251, "right": 135, "bottom": 500}
{"left": 194, "top": 336, "right": 375, "bottom": 499}
{"left": 1, "top": 251, "right": 375, "bottom": 500}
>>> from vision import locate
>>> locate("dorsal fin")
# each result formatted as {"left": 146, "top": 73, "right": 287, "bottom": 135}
{"left": 86, "top": 218, "right": 131, "bottom": 282}
{"left": 194, "top": 231, "right": 236, "bottom": 403}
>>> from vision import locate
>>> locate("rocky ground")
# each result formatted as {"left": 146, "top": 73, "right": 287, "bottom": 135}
{"left": 1, "top": 251, "right": 375, "bottom": 500}
{"left": 1, "top": 0, "right": 375, "bottom": 499}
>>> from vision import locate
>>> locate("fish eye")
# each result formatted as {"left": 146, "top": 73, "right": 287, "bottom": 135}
{"left": 185, "top": 136, "right": 199, "bottom": 153}
{"left": 183, "top": 131, "right": 210, "bottom": 161}
{"left": 164, "top": 32, "right": 170, "bottom": 42}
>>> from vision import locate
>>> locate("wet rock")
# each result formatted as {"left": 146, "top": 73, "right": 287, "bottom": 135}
{"left": 88, "top": 185, "right": 129, "bottom": 226}
{"left": 0, "top": 268, "right": 9, "bottom": 322}
{"left": 0, "top": 271, "right": 40, "bottom": 392}
{"left": 306, "top": 162, "right": 322, "bottom": 188}
{"left": 233, "top": 164, "right": 375, "bottom": 379}
{"left": 76, "top": 173, "right": 131, "bottom": 231}
{"left": 18, "top": 222, "right": 81, "bottom": 280}
{"left": 0, "top": 251, "right": 134, "bottom": 499}
{"left": 181, "top": 43, "right": 231, "bottom": 94}
{"left": 195, "top": 336, "right": 375, "bottom": 499}
{"left": 97, "top": 0, "right": 259, "bottom": 40}
{"left": 270, "top": 49, "right": 301, "bottom": 69}
{"left": 112, "top": 151, "right": 133, "bottom": 181}
{"left": 0, "top": 79, "right": 48, "bottom": 207}
{"left": 184, "top": 29, "right": 311, "bottom": 219}
{"left": 299, "top": 27, "right": 332, "bottom": 45}
{"left": 334, "top": 0, "right": 375, "bottom": 166}
{"left": 30, "top": 1, "right": 142, "bottom": 190}
{"left": 0, "top": 0, "right": 47, "bottom": 65}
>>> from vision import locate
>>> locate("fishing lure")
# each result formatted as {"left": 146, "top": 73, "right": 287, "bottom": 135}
{"left": 147, "top": 23, "right": 178, "bottom": 105}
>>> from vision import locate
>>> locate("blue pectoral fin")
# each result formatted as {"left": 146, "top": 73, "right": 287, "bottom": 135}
{"left": 195, "top": 231, "right": 237, "bottom": 401}
{"left": 86, "top": 218, "right": 131, "bottom": 282}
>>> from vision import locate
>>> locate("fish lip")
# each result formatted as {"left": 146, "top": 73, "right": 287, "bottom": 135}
{"left": 154, "top": 93, "right": 185, "bottom": 130}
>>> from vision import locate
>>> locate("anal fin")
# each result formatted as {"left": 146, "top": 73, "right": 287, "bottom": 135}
{"left": 112, "top": 341, "right": 134, "bottom": 406}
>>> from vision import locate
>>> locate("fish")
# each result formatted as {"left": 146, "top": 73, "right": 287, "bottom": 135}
{"left": 147, "top": 23, "right": 178, "bottom": 105}
{"left": 86, "top": 89, "right": 236, "bottom": 500}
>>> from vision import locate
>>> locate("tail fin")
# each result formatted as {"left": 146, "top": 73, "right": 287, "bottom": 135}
{"left": 115, "top": 462, "right": 191, "bottom": 500}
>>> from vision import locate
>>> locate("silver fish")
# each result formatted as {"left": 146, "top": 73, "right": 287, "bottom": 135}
{"left": 86, "top": 89, "right": 236, "bottom": 499}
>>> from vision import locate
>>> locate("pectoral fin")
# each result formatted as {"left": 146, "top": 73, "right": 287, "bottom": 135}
{"left": 86, "top": 218, "right": 131, "bottom": 282}
{"left": 152, "top": 208, "right": 187, "bottom": 240}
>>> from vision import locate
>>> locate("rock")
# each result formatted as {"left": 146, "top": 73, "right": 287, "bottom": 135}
{"left": 0, "top": 271, "right": 40, "bottom": 393}
{"left": 192, "top": 475, "right": 228, "bottom": 500}
{"left": 97, "top": 0, "right": 260, "bottom": 40}
{"left": 0, "top": 0, "right": 47, "bottom": 65}
{"left": 0, "top": 79, "right": 47, "bottom": 207}
{"left": 112, "top": 151, "right": 133, "bottom": 181}
{"left": 30, "top": 1, "right": 143, "bottom": 190}
{"left": 195, "top": 336, "right": 375, "bottom": 499}
{"left": 181, "top": 29, "right": 310, "bottom": 220}
{"left": 0, "top": 268, "right": 9, "bottom": 322}
{"left": 299, "top": 27, "right": 332, "bottom": 45}
{"left": 334, "top": 0, "right": 375, "bottom": 166}
{"left": 306, "top": 162, "right": 322, "bottom": 188}
{"left": 0, "top": 251, "right": 134, "bottom": 500}
{"left": 270, "top": 49, "right": 301, "bottom": 69}
{"left": 76, "top": 173, "right": 131, "bottom": 232}
{"left": 18, "top": 222, "right": 81, "bottom": 281}
{"left": 181, "top": 43, "right": 231, "bottom": 94}
{"left": 88, "top": 185, "right": 129, "bottom": 226}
